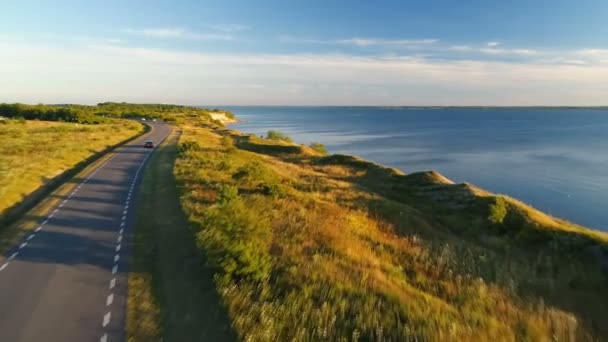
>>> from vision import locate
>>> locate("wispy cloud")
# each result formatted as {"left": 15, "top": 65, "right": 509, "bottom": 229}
{"left": 208, "top": 24, "right": 250, "bottom": 33}
{"left": 336, "top": 38, "right": 439, "bottom": 47}
{"left": 122, "top": 27, "right": 234, "bottom": 41}
{"left": 480, "top": 47, "right": 537, "bottom": 56}
{"left": 277, "top": 35, "right": 439, "bottom": 48}
{"left": 487, "top": 41, "right": 500, "bottom": 47}
{"left": 3, "top": 35, "right": 608, "bottom": 105}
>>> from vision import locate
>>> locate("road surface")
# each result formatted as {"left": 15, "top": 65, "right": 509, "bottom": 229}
{"left": 0, "top": 122, "right": 172, "bottom": 342}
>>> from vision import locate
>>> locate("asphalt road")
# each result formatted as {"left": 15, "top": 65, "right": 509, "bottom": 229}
{"left": 0, "top": 122, "right": 172, "bottom": 342}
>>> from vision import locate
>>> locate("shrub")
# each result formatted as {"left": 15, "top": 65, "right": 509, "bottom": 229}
{"left": 232, "top": 162, "right": 263, "bottom": 183}
{"left": 488, "top": 196, "right": 508, "bottom": 225}
{"left": 217, "top": 184, "right": 239, "bottom": 204}
{"left": 180, "top": 140, "right": 202, "bottom": 152}
{"left": 260, "top": 183, "right": 285, "bottom": 197}
{"left": 266, "top": 130, "right": 293, "bottom": 143}
{"left": 198, "top": 199, "right": 272, "bottom": 281}
{"left": 221, "top": 136, "right": 235, "bottom": 152}
{"left": 309, "top": 142, "right": 328, "bottom": 155}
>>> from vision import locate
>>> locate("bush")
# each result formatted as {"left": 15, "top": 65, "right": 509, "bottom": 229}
{"left": 309, "top": 142, "right": 328, "bottom": 155}
{"left": 488, "top": 196, "right": 508, "bottom": 225}
{"left": 198, "top": 199, "right": 272, "bottom": 281}
{"left": 221, "top": 136, "right": 235, "bottom": 152}
{"left": 217, "top": 184, "right": 239, "bottom": 204}
{"left": 266, "top": 130, "right": 293, "bottom": 143}
{"left": 260, "top": 183, "right": 285, "bottom": 197}
{"left": 180, "top": 140, "right": 202, "bottom": 152}
{"left": 232, "top": 162, "right": 263, "bottom": 182}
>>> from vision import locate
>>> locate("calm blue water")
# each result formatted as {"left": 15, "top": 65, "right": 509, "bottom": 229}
{"left": 226, "top": 107, "right": 608, "bottom": 231}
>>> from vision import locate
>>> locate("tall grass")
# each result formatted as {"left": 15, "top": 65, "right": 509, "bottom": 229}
{"left": 0, "top": 119, "right": 141, "bottom": 219}
{"left": 174, "top": 122, "right": 606, "bottom": 341}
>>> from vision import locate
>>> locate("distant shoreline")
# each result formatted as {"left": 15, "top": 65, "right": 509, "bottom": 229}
{"left": 205, "top": 105, "right": 608, "bottom": 110}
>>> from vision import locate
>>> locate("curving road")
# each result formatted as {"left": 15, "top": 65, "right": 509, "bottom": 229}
{"left": 0, "top": 122, "right": 172, "bottom": 342}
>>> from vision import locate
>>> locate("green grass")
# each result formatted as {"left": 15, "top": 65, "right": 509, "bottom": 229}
{"left": 266, "top": 130, "right": 293, "bottom": 142}
{"left": 171, "top": 120, "right": 607, "bottom": 341}
{"left": 128, "top": 129, "right": 235, "bottom": 341}
{"left": 0, "top": 119, "right": 142, "bottom": 225}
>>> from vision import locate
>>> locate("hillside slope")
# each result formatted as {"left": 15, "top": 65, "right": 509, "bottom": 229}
{"left": 170, "top": 119, "right": 608, "bottom": 341}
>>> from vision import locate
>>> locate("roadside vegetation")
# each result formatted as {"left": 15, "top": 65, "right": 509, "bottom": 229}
{"left": 170, "top": 119, "right": 608, "bottom": 341}
{"left": 0, "top": 118, "right": 141, "bottom": 225}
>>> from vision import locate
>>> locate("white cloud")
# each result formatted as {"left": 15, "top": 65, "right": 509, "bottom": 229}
{"left": 122, "top": 27, "right": 233, "bottom": 41}
{"left": 2, "top": 39, "right": 608, "bottom": 105}
{"left": 449, "top": 45, "right": 473, "bottom": 51}
{"left": 480, "top": 48, "right": 537, "bottom": 56}
{"left": 487, "top": 41, "right": 500, "bottom": 47}
{"left": 336, "top": 38, "right": 439, "bottom": 47}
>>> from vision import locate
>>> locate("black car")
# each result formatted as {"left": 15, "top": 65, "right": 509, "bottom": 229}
{"left": 144, "top": 141, "right": 154, "bottom": 148}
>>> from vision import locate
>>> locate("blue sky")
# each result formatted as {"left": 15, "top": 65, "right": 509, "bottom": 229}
{"left": 2, "top": 0, "right": 608, "bottom": 105}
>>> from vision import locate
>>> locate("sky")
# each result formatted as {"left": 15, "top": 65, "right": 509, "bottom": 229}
{"left": 2, "top": 0, "right": 608, "bottom": 106}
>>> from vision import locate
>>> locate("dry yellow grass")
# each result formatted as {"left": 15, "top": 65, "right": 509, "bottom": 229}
{"left": 0, "top": 119, "right": 141, "bottom": 219}
{"left": 172, "top": 122, "right": 606, "bottom": 341}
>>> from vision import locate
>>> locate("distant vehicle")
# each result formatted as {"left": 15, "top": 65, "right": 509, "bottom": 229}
{"left": 152, "top": 119, "right": 157, "bottom": 122}
{"left": 141, "top": 118, "right": 146, "bottom": 121}
{"left": 144, "top": 141, "right": 154, "bottom": 148}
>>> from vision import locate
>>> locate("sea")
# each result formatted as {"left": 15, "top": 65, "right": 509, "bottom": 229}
{"left": 225, "top": 106, "right": 608, "bottom": 232}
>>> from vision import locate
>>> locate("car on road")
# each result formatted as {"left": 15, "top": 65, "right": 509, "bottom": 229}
{"left": 144, "top": 141, "right": 154, "bottom": 148}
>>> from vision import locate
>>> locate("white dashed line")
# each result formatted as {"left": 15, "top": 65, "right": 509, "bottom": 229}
{"left": 119, "top": 228, "right": 124, "bottom": 235}
{"left": 117, "top": 236, "right": 122, "bottom": 243}
{"left": 53, "top": 209, "right": 58, "bottom": 214}
{"left": 114, "top": 254, "right": 120, "bottom": 262}
{"left": 0, "top": 264, "right": 8, "bottom": 272}
{"left": 120, "top": 222, "right": 125, "bottom": 228}
{"left": 102, "top": 312, "right": 111, "bottom": 327}
{"left": 35, "top": 226, "right": 42, "bottom": 232}
{"left": 124, "top": 205, "right": 129, "bottom": 210}
{"left": 121, "top": 215, "right": 127, "bottom": 221}
{"left": 26, "top": 235, "right": 34, "bottom": 241}
{"left": 116, "top": 244, "right": 121, "bottom": 252}
{"left": 19, "top": 242, "right": 27, "bottom": 249}
{"left": 123, "top": 210, "right": 127, "bottom": 215}
{"left": 106, "top": 294, "right": 114, "bottom": 306}
{"left": 9, "top": 252, "right": 18, "bottom": 260}
{"left": 112, "top": 265, "right": 117, "bottom": 274}
{"left": 42, "top": 219, "right": 48, "bottom": 225}
{"left": 48, "top": 214, "right": 54, "bottom": 219}
{"left": 109, "top": 278, "right": 116, "bottom": 289}
{"left": 100, "top": 333, "right": 107, "bottom": 342}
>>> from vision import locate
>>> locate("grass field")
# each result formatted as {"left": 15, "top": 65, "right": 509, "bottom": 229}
{"left": 0, "top": 119, "right": 142, "bottom": 224}
{"left": 169, "top": 121, "right": 607, "bottom": 341}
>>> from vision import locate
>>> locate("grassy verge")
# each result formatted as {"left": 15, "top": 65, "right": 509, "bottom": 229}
{"left": 128, "top": 129, "right": 235, "bottom": 341}
{"left": 0, "top": 119, "right": 146, "bottom": 254}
